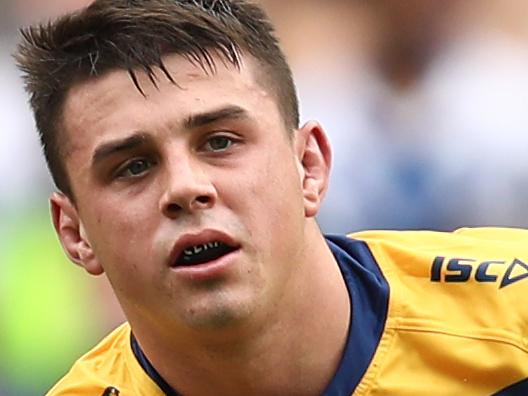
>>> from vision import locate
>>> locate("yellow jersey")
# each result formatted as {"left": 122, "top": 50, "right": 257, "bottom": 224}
{"left": 47, "top": 228, "right": 528, "bottom": 395}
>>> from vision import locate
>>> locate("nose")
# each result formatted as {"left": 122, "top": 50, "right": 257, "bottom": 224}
{"left": 159, "top": 154, "right": 217, "bottom": 218}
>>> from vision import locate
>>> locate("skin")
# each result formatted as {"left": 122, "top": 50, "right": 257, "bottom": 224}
{"left": 52, "top": 53, "right": 350, "bottom": 395}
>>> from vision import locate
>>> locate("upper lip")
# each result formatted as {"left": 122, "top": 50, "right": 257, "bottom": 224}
{"left": 168, "top": 229, "right": 240, "bottom": 267}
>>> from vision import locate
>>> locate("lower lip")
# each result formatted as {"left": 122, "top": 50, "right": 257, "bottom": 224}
{"left": 170, "top": 248, "right": 241, "bottom": 281}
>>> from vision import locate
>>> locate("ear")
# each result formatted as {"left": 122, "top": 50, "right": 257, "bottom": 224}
{"left": 293, "top": 121, "right": 332, "bottom": 218}
{"left": 50, "top": 192, "right": 104, "bottom": 275}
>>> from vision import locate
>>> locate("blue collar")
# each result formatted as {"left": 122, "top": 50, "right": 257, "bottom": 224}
{"left": 131, "top": 333, "right": 181, "bottom": 396}
{"left": 321, "top": 235, "right": 389, "bottom": 395}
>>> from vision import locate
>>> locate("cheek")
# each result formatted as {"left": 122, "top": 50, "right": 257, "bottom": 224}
{"left": 243, "top": 145, "right": 302, "bottom": 198}
{"left": 89, "top": 210, "right": 161, "bottom": 302}
{"left": 235, "top": 152, "right": 305, "bottom": 245}
{"left": 93, "top": 186, "right": 160, "bottom": 233}
{"left": 84, "top": 193, "right": 161, "bottom": 271}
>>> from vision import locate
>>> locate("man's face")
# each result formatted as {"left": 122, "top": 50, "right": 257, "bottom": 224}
{"left": 56, "top": 54, "right": 327, "bottom": 335}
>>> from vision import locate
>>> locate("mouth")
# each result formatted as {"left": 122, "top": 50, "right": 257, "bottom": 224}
{"left": 175, "top": 241, "right": 238, "bottom": 266}
{"left": 170, "top": 230, "right": 240, "bottom": 268}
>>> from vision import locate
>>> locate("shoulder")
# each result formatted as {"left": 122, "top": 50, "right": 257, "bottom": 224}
{"left": 347, "top": 227, "right": 528, "bottom": 287}
{"left": 345, "top": 227, "right": 528, "bottom": 292}
{"left": 347, "top": 228, "right": 528, "bottom": 395}
{"left": 347, "top": 227, "right": 528, "bottom": 276}
{"left": 345, "top": 227, "right": 528, "bottom": 341}
{"left": 328, "top": 227, "right": 528, "bottom": 281}
{"left": 46, "top": 323, "right": 163, "bottom": 396}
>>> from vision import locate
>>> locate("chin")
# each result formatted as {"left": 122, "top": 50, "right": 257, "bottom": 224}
{"left": 179, "top": 292, "right": 257, "bottom": 332}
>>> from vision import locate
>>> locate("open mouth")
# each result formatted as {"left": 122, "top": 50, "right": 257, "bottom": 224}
{"left": 175, "top": 241, "right": 238, "bottom": 267}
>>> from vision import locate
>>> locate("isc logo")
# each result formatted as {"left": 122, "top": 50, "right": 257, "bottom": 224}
{"left": 430, "top": 256, "right": 528, "bottom": 288}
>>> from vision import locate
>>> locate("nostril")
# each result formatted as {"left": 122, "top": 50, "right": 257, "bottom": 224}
{"left": 196, "top": 195, "right": 210, "bottom": 204}
{"left": 166, "top": 203, "right": 182, "bottom": 213}
{"left": 163, "top": 194, "right": 214, "bottom": 216}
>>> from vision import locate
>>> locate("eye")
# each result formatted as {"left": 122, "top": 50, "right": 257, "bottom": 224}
{"left": 203, "top": 135, "right": 235, "bottom": 152}
{"left": 115, "top": 158, "right": 154, "bottom": 178}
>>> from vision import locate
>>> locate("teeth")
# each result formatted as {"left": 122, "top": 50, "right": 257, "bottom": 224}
{"left": 183, "top": 241, "right": 222, "bottom": 256}
{"left": 207, "top": 242, "right": 220, "bottom": 248}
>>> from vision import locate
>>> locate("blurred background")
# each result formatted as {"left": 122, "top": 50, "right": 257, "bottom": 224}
{"left": 1, "top": 0, "right": 528, "bottom": 394}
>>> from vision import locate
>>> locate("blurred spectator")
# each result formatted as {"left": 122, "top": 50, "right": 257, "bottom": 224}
{"left": 422, "top": 0, "right": 528, "bottom": 228}
{"left": 262, "top": 0, "right": 528, "bottom": 232}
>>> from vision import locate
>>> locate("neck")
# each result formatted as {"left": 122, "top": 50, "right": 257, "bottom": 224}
{"left": 133, "top": 224, "right": 350, "bottom": 396}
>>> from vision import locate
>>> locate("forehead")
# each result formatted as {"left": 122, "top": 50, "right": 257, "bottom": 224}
{"left": 60, "top": 53, "right": 278, "bottom": 153}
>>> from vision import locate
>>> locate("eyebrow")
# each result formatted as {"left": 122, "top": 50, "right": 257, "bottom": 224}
{"left": 91, "top": 105, "right": 249, "bottom": 165}
{"left": 92, "top": 133, "right": 149, "bottom": 165}
{"left": 184, "top": 105, "right": 249, "bottom": 129}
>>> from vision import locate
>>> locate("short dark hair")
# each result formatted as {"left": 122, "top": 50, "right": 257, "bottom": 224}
{"left": 15, "top": 0, "right": 299, "bottom": 198}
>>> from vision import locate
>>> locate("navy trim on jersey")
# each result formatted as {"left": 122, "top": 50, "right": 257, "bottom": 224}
{"left": 131, "top": 333, "right": 182, "bottom": 396}
{"left": 492, "top": 377, "right": 528, "bottom": 396}
{"left": 130, "top": 235, "right": 390, "bottom": 395}
{"left": 322, "top": 235, "right": 390, "bottom": 395}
